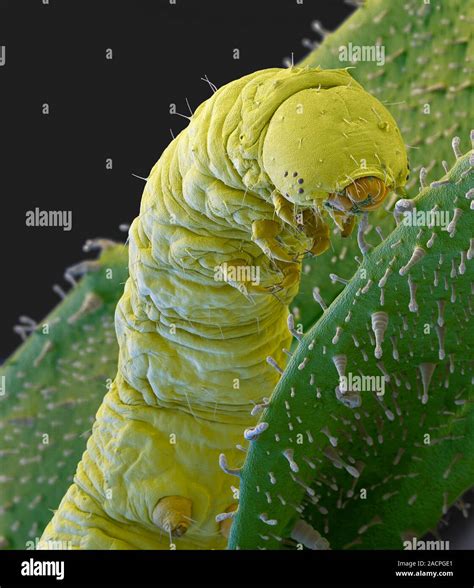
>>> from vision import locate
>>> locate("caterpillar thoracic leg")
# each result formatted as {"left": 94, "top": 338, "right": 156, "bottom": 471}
{"left": 251, "top": 219, "right": 297, "bottom": 263}
{"left": 272, "top": 191, "right": 298, "bottom": 228}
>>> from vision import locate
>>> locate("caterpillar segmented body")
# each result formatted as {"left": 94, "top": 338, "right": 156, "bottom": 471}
{"left": 40, "top": 67, "right": 408, "bottom": 549}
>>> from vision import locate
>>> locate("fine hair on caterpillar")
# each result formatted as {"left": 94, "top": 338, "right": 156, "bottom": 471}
{"left": 39, "top": 66, "right": 408, "bottom": 550}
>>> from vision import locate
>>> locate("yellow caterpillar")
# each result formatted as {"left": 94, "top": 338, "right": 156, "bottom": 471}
{"left": 39, "top": 67, "right": 408, "bottom": 550}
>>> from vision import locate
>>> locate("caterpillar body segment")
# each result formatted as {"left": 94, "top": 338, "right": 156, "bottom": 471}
{"left": 40, "top": 67, "right": 408, "bottom": 549}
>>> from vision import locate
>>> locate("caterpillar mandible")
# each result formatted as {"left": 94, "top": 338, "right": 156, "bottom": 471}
{"left": 39, "top": 66, "right": 408, "bottom": 550}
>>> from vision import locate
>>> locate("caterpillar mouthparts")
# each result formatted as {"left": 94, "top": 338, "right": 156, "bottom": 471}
{"left": 346, "top": 176, "right": 390, "bottom": 212}
{"left": 323, "top": 177, "right": 390, "bottom": 237}
{"left": 326, "top": 177, "right": 390, "bottom": 215}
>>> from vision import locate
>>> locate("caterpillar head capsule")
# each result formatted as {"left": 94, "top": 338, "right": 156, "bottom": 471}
{"left": 261, "top": 69, "right": 408, "bottom": 240}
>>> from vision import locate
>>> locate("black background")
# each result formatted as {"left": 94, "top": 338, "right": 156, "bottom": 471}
{"left": 0, "top": 0, "right": 355, "bottom": 359}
